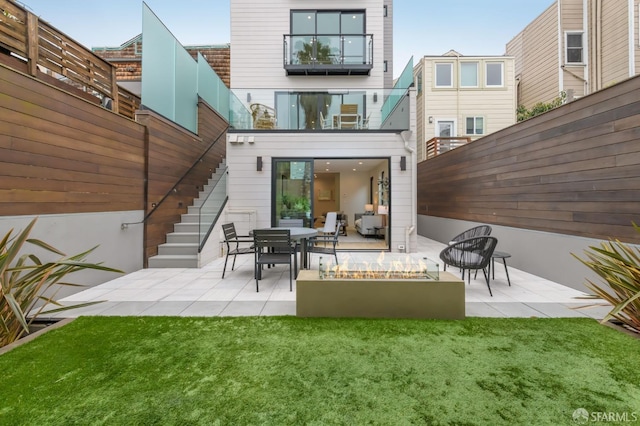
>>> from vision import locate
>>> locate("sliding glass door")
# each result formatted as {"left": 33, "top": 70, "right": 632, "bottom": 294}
{"left": 275, "top": 91, "right": 365, "bottom": 130}
{"left": 273, "top": 159, "right": 313, "bottom": 227}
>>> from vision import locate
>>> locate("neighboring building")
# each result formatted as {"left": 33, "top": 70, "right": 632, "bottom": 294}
{"left": 507, "top": 0, "right": 640, "bottom": 109}
{"left": 93, "top": 34, "right": 231, "bottom": 95}
{"left": 226, "top": 0, "right": 419, "bottom": 253}
{"left": 413, "top": 50, "right": 516, "bottom": 161}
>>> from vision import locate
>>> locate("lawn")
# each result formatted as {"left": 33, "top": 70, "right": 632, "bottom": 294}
{"left": 0, "top": 316, "right": 639, "bottom": 425}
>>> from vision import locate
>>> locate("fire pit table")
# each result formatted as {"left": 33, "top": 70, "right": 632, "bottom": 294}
{"left": 296, "top": 256, "right": 465, "bottom": 319}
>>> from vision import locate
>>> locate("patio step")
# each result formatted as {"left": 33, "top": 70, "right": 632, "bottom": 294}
{"left": 147, "top": 254, "right": 198, "bottom": 268}
{"left": 158, "top": 243, "right": 199, "bottom": 256}
{"left": 147, "top": 160, "right": 226, "bottom": 268}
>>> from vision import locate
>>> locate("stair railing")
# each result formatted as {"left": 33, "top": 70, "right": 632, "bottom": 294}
{"left": 198, "top": 166, "right": 228, "bottom": 252}
{"left": 121, "top": 125, "right": 228, "bottom": 230}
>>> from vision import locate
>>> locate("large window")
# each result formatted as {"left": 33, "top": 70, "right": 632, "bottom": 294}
{"left": 435, "top": 63, "right": 453, "bottom": 87}
{"left": 465, "top": 117, "right": 484, "bottom": 135}
{"left": 291, "top": 10, "right": 365, "bottom": 65}
{"left": 485, "top": 62, "right": 503, "bottom": 87}
{"left": 273, "top": 159, "right": 312, "bottom": 228}
{"left": 565, "top": 32, "right": 583, "bottom": 64}
{"left": 275, "top": 91, "right": 365, "bottom": 130}
{"left": 460, "top": 62, "right": 478, "bottom": 87}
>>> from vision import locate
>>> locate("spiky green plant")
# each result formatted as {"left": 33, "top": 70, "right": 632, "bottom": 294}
{"left": 573, "top": 223, "right": 640, "bottom": 332}
{"left": 0, "top": 218, "right": 122, "bottom": 347}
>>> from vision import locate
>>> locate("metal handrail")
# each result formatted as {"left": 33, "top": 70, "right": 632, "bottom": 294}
{"left": 121, "top": 124, "right": 228, "bottom": 229}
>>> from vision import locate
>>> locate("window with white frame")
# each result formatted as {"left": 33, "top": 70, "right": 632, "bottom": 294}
{"left": 565, "top": 32, "right": 583, "bottom": 64}
{"left": 465, "top": 116, "right": 484, "bottom": 135}
{"left": 435, "top": 63, "right": 453, "bottom": 87}
{"left": 460, "top": 62, "right": 478, "bottom": 87}
{"left": 485, "top": 62, "right": 503, "bottom": 87}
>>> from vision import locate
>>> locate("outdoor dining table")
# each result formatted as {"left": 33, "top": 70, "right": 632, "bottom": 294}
{"left": 270, "top": 226, "right": 318, "bottom": 270}
{"left": 252, "top": 227, "right": 318, "bottom": 271}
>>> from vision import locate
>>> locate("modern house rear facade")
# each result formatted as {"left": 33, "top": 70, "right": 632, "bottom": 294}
{"left": 225, "top": 0, "right": 418, "bottom": 253}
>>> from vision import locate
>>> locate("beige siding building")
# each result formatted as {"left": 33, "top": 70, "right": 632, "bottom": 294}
{"left": 227, "top": 0, "right": 419, "bottom": 253}
{"left": 507, "top": 0, "right": 640, "bottom": 108}
{"left": 414, "top": 52, "right": 516, "bottom": 161}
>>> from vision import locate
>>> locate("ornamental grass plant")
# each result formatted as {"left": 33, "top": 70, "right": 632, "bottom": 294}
{"left": 0, "top": 218, "right": 122, "bottom": 348}
{"left": 0, "top": 316, "right": 638, "bottom": 425}
{"left": 573, "top": 223, "right": 640, "bottom": 333}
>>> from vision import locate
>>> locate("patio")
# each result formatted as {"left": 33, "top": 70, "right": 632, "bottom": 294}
{"left": 46, "top": 236, "right": 610, "bottom": 320}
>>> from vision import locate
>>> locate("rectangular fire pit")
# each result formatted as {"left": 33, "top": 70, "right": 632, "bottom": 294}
{"left": 296, "top": 269, "right": 465, "bottom": 320}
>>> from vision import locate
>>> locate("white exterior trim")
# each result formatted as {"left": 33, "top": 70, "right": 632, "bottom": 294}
{"left": 558, "top": 0, "right": 563, "bottom": 93}
{"left": 630, "top": 0, "right": 636, "bottom": 76}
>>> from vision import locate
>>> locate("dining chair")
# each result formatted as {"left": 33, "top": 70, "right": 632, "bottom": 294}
{"left": 439, "top": 236, "right": 498, "bottom": 296}
{"left": 360, "top": 113, "right": 371, "bottom": 129}
{"left": 253, "top": 228, "right": 297, "bottom": 292}
{"left": 306, "top": 225, "right": 340, "bottom": 265}
{"left": 221, "top": 223, "right": 255, "bottom": 278}
{"left": 317, "top": 212, "right": 337, "bottom": 236}
{"left": 319, "top": 111, "right": 332, "bottom": 129}
{"left": 339, "top": 104, "right": 359, "bottom": 129}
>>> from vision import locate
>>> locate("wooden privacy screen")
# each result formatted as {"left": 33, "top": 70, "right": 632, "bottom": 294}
{"left": 0, "top": 0, "right": 140, "bottom": 119}
{"left": 418, "top": 74, "right": 640, "bottom": 244}
{"left": 1, "top": 63, "right": 228, "bottom": 263}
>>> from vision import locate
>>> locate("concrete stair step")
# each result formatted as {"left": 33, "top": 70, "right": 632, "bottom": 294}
{"left": 166, "top": 232, "right": 201, "bottom": 244}
{"left": 181, "top": 213, "right": 217, "bottom": 223}
{"left": 174, "top": 222, "right": 200, "bottom": 233}
{"left": 148, "top": 254, "right": 198, "bottom": 268}
{"left": 158, "top": 242, "right": 199, "bottom": 256}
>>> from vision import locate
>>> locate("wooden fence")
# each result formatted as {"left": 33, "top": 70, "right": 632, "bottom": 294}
{"left": 424, "top": 137, "right": 472, "bottom": 160}
{"left": 417, "top": 74, "right": 640, "bottom": 244}
{"left": 0, "top": 0, "right": 140, "bottom": 119}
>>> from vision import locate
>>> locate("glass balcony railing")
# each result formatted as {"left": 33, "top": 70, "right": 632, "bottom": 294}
{"left": 283, "top": 34, "right": 373, "bottom": 75}
{"left": 229, "top": 87, "right": 410, "bottom": 131}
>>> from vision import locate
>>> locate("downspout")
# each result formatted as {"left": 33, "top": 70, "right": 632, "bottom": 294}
{"left": 583, "top": 0, "right": 590, "bottom": 95}
{"left": 629, "top": 0, "right": 635, "bottom": 77}
{"left": 400, "top": 129, "right": 415, "bottom": 251}
{"left": 557, "top": 0, "right": 564, "bottom": 94}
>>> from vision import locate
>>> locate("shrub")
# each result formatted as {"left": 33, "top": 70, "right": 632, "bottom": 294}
{"left": 1, "top": 218, "right": 122, "bottom": 347}
{"left": 573, "top": 223, "right": 640, "bottom": 332}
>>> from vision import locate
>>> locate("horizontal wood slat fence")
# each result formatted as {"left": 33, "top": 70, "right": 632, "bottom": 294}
{"left": 418, "top": 74, "right": 640, "bottom": 244}
{"left": 424, "top": 137, "right": 472, "bottom": 160}
{"left": 1, "top": 62, "right": 227, "bottom": 264}
{"left": 0, "top": 0, "right": 140, "bottom": 119}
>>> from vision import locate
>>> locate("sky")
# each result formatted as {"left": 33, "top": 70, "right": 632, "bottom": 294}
{"left": 19, "top": 0, "right": 555, "bottom": 78}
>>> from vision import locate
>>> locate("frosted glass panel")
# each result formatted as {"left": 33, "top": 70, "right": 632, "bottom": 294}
{"left": 141, "top": 4, "right": 175, "bottom": 123}
{"left": 175, "top": 45, "right": 198, "bottom": 132}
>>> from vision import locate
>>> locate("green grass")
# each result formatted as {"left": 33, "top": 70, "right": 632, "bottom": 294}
{"left": 0, "top": 317, "right": 639, "bottom": 425}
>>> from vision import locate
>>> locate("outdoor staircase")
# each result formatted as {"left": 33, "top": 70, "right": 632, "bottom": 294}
{"left": 147, "top": 161, "right": 227, "bottom": 268}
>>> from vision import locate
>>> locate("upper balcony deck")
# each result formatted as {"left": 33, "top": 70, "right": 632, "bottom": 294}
{"left": 283, "top": 34, "right": 373, "bottom": 76}
{"left": 228, "top": 87, "right": 410, "bottom": 131}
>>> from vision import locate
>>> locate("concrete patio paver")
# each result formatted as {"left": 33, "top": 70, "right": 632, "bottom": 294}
{"left": 50, "top": 236, "right": 609, "bottom": 320}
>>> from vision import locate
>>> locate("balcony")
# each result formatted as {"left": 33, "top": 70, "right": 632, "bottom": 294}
{"left": 229, "top": 87, "right": 409, "bottom": 131}
{"left": 283, "top": 34, "right": 373, "bottom": 76}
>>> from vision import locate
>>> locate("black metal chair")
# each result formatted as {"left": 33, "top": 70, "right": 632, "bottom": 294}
{"left": 444, "top": 225, "right": 492, "bottom": 271}
{"left": 439, "top": 236, "right": 498, "bottom": 296}
{"left": 221, "top": 223, "right": 255, "bottom": 278}
{"left": 253, "top": 229, "right": 297, "bottom": 292}
{"left": 307, "top": 225, "right": 340, "bottom": 265}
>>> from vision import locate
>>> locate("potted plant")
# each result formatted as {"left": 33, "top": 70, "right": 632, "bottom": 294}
{"left": 573, "top": 223, "right": 640, "bottom": 334}
{"left": 1, "top": 218, "right": 123, "bottom": 348}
